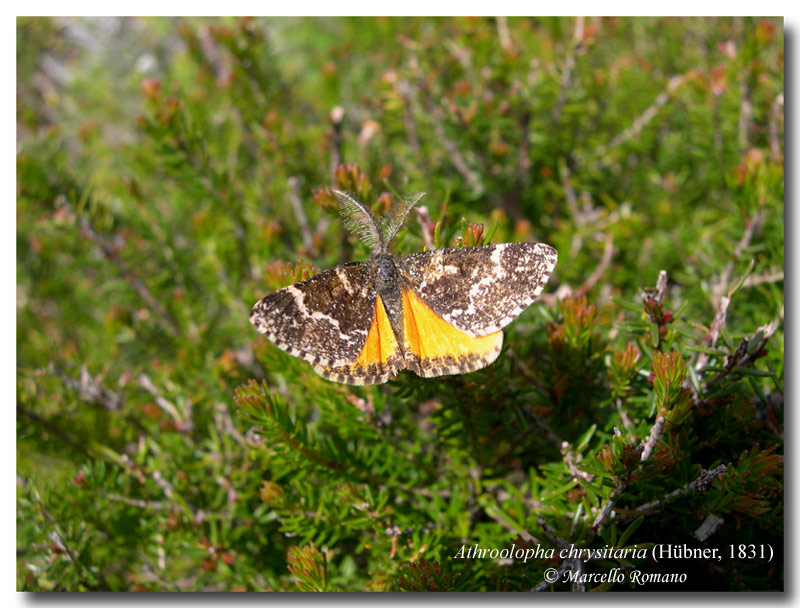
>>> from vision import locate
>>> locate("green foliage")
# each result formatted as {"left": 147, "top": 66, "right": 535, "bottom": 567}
{"left": 17, "top": 17, "right": 783, "bottom": 591}
{"left": 287, "top": 543, "right": 330, "bottom": 592}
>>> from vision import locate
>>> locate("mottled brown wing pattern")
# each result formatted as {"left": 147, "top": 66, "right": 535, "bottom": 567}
{"left": 312, "top": 294, "right": 405, "bottom": 385}
{"left": 399, "top": 242, "right": 558, "bottom": 337}
{"left": 249, "top": 262, "right": 376, "bottom": 368}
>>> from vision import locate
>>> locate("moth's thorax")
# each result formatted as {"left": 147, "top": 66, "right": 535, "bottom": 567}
{"left": 372, "top": 253, "right": 400, "bottom": 292}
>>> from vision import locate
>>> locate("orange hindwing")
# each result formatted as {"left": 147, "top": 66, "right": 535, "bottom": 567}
{"left": 313, "top": 295, "right": 403, "bottom": 385}
{"left": 401, "top": 287, "right": 503, "bottom": 378}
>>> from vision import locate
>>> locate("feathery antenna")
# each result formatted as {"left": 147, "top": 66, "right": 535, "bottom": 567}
{"left": 380, "top": 192, "right": 426, "bottom": 246}
{"left": 334, "top": 190, "right": 385, "bottom": 252}
{"left": 334, "top": 190, "right": 426, "bottom": 253}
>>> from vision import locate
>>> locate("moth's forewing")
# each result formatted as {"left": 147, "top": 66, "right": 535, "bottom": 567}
{"left": 399, "top": 243, "right": 558, "bottom": 337}
{"left": 250, "top": 262, "right": 376, "bottom": 368}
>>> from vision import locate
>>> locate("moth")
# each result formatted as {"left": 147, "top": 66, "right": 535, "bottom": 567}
{"left": 250, "top": 191, "right": 557, "bottom": 385}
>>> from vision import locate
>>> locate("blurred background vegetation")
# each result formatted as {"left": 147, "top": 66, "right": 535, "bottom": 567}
{"left": 17, "top": 17, "right": 783, "bottom": 591}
